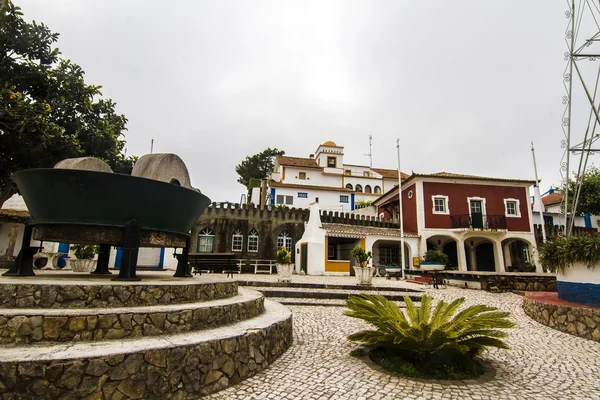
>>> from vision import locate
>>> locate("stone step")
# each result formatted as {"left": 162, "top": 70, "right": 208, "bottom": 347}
{"left": 0, "top": 273, "right": 237, "bottom": 309}
{"left": 237, "top": 280, "right": 421, "bottom": 293}
{"left": 0, "top": 300, "right": 292, "bottom": 399}
{"left": 0, "top": 288, "right": 264, "bottom": 345}
{"left": 269, "top": 297, "right": 411, "bottom": 307}
{"left": 248, "top": 286, "right": 422, "bottom": 302}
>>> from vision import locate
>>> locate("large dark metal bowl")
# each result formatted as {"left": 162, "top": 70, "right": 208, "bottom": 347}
{"left": 12, "top": 169, "right": 211, "bottom": 236}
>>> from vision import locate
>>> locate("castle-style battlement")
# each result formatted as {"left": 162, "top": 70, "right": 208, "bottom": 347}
{"left": 200, "top": 202, "right": 398, "bottom": 228}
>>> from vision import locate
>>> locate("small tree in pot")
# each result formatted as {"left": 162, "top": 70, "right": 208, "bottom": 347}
{"left": 276, "top": 246, "right": 293, "bottom": 282}
{"left": 351, "top": 246, "right": 374, "bottom": 285}
{"left": 71, "top": 244, "right": 98, "bottom": 272}
{"left": 421, "top": 250, "right": 449, "bottom": 271}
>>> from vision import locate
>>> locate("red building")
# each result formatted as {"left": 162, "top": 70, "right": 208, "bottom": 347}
{"left": 373, "top": 172, "right": 540, "bottom": 273}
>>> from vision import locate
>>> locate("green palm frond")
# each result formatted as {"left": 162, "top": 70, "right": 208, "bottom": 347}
{"left": 345, "top": 293, "right": 515, "bottom": 358}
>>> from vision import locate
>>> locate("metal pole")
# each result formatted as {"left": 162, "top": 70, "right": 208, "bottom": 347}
{"left": 150, "top": 139, "right": 154, "bottom": 154}
{"left": 564, "top": 0, "right": 576, "bottom": 237}
{"left": 396, "top": 139, "right": 405, "bottom": 279}
{"left": 531, "top": 142, "right": 547, "bottom": 242}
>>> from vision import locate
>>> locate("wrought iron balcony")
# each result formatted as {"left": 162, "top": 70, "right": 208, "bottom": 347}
{"left": 450, "top": 214, "right": 506, "bottom": 230}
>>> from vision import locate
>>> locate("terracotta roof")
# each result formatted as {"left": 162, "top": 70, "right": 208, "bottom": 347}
{"left": 542, "top": 192, "right": 563, "bottom": 206}
{"left": 322, "top": 223, "right": 419, "bottom": 238}
{"left": 269, "top": 181, "right": 353, "bottom": 192}
{"left": 276, "top": 156, "right": 320, "bottom": 169}
{"left": 402, "top": 171, "right": 536, "bottom": 185}
{"left": 370, "top": 168, "right": 409, "bottom": 179}
{"left": 0, "top": 209, "right": 30, "bottom": 223}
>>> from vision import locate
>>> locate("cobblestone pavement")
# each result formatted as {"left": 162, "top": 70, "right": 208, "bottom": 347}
{"left": 203, "top": 275, "right": 600, "bottom": 400}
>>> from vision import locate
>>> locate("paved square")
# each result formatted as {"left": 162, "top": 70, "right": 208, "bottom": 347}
{"left": 205, "top": 275, "right": 600, "bottom": 400}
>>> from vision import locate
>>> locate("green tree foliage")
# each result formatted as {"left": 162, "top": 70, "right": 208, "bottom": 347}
{"left": 345, "top": 294, "right": 515, "bottom": 377}
{"left": 235, "top": 148, "right": 285, "bottom": 189}
{"left": 564, "top": 166, "right": 600, "bottom": 216}
{"left": 0, "top": 1, "right": 133, "bottom": 207}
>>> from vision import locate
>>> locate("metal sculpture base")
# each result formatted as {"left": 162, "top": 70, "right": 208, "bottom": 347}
{"left": 113, "top": 219, "right": 141, "bottom": 281}
{"left": 2, "top": 222, "right": 36, "bottom": 277}
{"left": 173, "top": 237, "right": 193, "bottom": 278}
{"left": 91, "top": 244, "right": 112, "bottom": 275}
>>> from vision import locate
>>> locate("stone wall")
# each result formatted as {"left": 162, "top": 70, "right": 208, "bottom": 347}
{"left": 0, "top": 281, "right": 237, "bottom": 309}
{"left": 479, "top": 275, "right": 556, "bottom": 293}
{"left": 523, "top": 297, "right": 600, "bottom": 342}
{"left": 0, "top": 295, "right": 264, "bottom": 345}
{"left": 0, "top": 314, "right": 293, "bottom": 399}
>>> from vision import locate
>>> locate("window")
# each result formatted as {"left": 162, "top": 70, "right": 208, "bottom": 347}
{"left": 197, "top": 227, "right": 214, "bottom": 253}
{"left": 299, "top": 172, "right": 306, "bottom": 180}
{"left": 327, "top": 157, "right": 336, "bottom": 168}
{"left": 340, "top": 195, "right": 349, "bottom": 203}
{"left": 365, "top": 185, "right": 372, "bottom": 193}
{"left": 345, "top": 183, "right": 353, "bottom": 190}
{"left": 355, "top": 184, "right": 363, "bottom": 193}
{"left": 345, "top": 169, "right": 351, "bottom": 175}
{"left": 363, "top": 171, "right": 370, "bottom": 177}
{"left": 298, "top": 192, "right": 308, "bottom": 198}
{"left": 232, "top": 229, "right": 243, "bottom": 252}
{"left": 504, "top": 198, "right": 521, "bottom": 217}
{"left": 248, "top": 228, "right": 259, "bottom": 252}
{"left": 407, "top": 190, "right": 413, "bottom": 199}
{"left": 374, "top": 186, "right": 381, "bottom": 194}
{"left": 276, "top": 195, "right": 293, "bottom": 205}
{"left": 328, "top": 245, "right": 335, "bottom": 259}
{"left": 432, "top": 195, "right": 449, "bottom": 214}
{"left": 277, "top": 231, "right": 292, "bottom": 252}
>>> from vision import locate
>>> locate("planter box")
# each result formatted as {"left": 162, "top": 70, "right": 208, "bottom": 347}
{"left": 353, "top": 266, "right": 375, "bottom": 285}
{"left": 277, "top": 264, "right": 293, "bottom": 282}
{"left": 71, "top": 259, "right": 96, "bottom": 273}
{"left": 420, "top": 262, "right": 445, "bottom": 272}
{"left": 557, "top": 261, "right": 600, "bottom": 307}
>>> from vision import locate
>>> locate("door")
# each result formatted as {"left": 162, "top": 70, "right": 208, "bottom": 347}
{"left": 470, "top": 200, "right": 484, "bottom": 229}
{"left": 300, "top": 243, "right": 308, "bottom": 274}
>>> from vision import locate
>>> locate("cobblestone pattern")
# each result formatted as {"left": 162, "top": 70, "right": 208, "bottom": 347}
{"left": 0, "top": 281, "right": 237, "bottom": 309}
{"left": 206, "top": 276, "right": 600, "bottom": 400}
{"left": 0, "top": 316, "right": 293, "bottom": 399}
{"left": 523, "top": 297, "right": 600, "bottom": 343}
{"left": 481, "top": 275, "right": 556, "bottom": 292}
{"left": 0, "top": 297, "right": 264, "bottom": 345}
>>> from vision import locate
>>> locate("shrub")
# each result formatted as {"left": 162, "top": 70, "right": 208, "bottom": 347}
{"left": 344, "top": 293, "right": 516, "bottom": 379}
{"left": 423, "top": 250, "right": 449, "bottom": 265}
{"left": 539, "top": 234, "right": 600, "bottom": 273}
{"left": 72, "top": 244, "right": 98, "bottom": 260}
{"left": 276, "top": 246, "right": 292, "bottom": 264}
{"left": 350, "top": 246, "right": 372, "bottom": 267}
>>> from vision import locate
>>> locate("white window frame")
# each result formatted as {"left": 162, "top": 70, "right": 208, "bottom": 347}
{"left": 232, "top": 229, "right": 243, "bottom": 252}
{"left": 466, "top": 197, "right": 487, "bottom": 216}
{"left": 340, "top": 195, "right": 349, "bottom": 203}
{"left": 432, "top": 195, "right": 449, "bottom": 215}
{"left": 504, "top": 198, "right": 521, "bottom": 218}
{"left": 277, "top": 231, "right": 293, "bottom": 252}
{"left": 248, "top": 228, "right": 259, "bottom": 252}
{"left": 197, "top": 227, "right": 214, "bottom": 253}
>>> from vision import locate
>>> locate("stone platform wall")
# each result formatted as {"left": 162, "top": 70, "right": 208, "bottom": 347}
{"left": 481, "top": 275, "right": 556, "bottom": 293}
{"left": 0, "top": 314, "right": 293, "bottom": 399}
{"left": 0, "top": 281, "right": 237, "bottom": 309}
{"left": 523, "top": 297, "right": 600, "bottom": 342}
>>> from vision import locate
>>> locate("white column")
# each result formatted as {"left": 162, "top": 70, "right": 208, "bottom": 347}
{"left": 503, "top": 242, "right": 512, "bottom": 269}
{"left": 456, "top": 239, "right": 468, "bottom": 272}
{"left": 469, "top": 246, "right": 477, "bottom": 271}
{"left": 493, "top": 240, "right": 506, "bottom": 272}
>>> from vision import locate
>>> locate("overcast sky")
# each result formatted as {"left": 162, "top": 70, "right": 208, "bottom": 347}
{"left": 18, "top": 1, "right": 577, "bottom": 203}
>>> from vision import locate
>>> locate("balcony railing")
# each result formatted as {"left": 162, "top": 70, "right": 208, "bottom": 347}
{"left": 450, "top": 214, "right": 506, "bottom": 230}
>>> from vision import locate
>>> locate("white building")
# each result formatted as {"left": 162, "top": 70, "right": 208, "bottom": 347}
{"left": 253, "top": 141, "right": 405, "bottom": 212}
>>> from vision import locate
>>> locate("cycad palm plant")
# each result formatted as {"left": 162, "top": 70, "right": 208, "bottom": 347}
{"left": 345, "top": 294, "right": 516, "bottom": 377}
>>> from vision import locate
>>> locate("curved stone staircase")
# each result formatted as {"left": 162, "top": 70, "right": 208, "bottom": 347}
{"left": 0, "top": 273, "right": 292, "bottom": 399}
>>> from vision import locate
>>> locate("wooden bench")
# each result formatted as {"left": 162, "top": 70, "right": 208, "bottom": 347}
{"left": 189, "top": 253, "right": 239, "bottom": 277}
{"left": 251, "top": 260, "right": 277, "bottom": 274}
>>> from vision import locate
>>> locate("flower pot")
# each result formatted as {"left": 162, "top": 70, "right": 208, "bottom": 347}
{"left": 556, "top": 261, "right": 600, "bottom": 307}
{"left": 353, "top": 266, "right": 375, "bottom": 285}
{"left": 277, "top": 263, "right": 293, "bottom": 282}
{"left": 420, "top": 262, "right": 445, "bottom": 272}
{"left": 71, "top": 259, "right": 96, "bottom": 273}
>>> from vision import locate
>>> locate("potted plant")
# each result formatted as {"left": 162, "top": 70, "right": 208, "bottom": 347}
{"left": 351, "top": 246, "right": 374, "bottom": 285}
{"left": 539, "top": 234, "right": 600, "bottom": 307}
{"left": 421, "top": 250, "right": 448, "bottom": 271}
{"left": 71, "top": 244, "right": 98, "bottom": 272}
{"left": 276, "top": 246, "right": 293, "bottom": 282}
